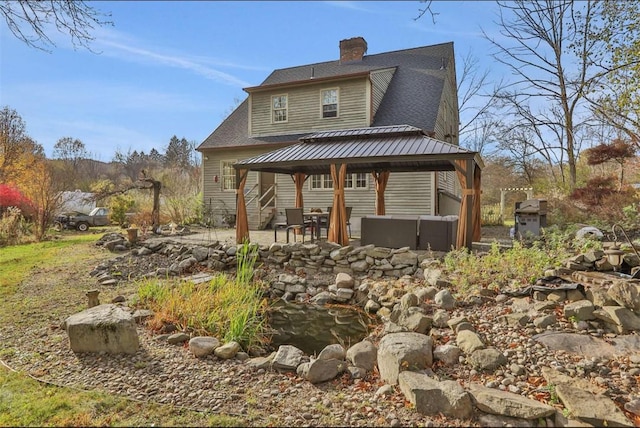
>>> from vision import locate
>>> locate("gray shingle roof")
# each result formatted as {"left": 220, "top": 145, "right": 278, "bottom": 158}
{"left": 233, "top": 125, "right": 482, "bottom": 175}
{"left": 197, "top": 41, "right": 454, "bottom": 151}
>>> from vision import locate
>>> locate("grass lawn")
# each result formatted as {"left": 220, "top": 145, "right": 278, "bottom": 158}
{"left": 0, "top": 231, "right": 244, "bottom": 427}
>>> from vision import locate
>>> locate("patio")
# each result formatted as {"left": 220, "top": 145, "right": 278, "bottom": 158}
{"left": 156, "top": 224, "right": 512, "bottom": 253}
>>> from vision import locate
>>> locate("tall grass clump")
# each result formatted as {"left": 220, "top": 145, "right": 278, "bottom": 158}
{"left": 136, "top": 243, "right": 267, "bottom": 350}
{"left": 443, "top": 228, "right": 579, "bottom": 295}
{"left": 0, "top": 207, "right": 31, "bottom": 246}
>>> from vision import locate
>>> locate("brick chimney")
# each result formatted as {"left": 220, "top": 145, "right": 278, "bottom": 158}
{"left": 340, "top": 37, "right": 367, "bottom": 63}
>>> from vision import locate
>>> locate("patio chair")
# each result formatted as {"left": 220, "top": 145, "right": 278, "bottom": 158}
{"left": 325, "top": 206, "right": 352, "bottom": 238}
{"left": 273, "top": 208, "right": 314, "bottom": 243}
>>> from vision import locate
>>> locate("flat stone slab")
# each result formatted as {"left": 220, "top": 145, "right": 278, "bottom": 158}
{"left": 533, "top": 332, "right": 615, "bottom": 358}
{"left": 533, "top": 332, "right": 640, "bottom": 358}
{"left": 468, "top": 383, "right": 555, "bottom": 419}
{"left": 556, "top": 383, "right": 633, "bottom": 427}
{"left": 610, "top": 334, "right": 640, "bottom": 356}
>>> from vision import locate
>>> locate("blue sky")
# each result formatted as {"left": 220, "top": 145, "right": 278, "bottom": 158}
{"left": 0, "top": 1, "right": 503, "bottom": 162}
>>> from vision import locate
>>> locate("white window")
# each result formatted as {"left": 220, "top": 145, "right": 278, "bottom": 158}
{"left": 221, "top": 160, "right": 236, "bottom": 191}
{"left": 311, "top": 174, "right": 333, "bottom": 189}
{"left": 321, "top": 88, "right": 338, "bottom": 118}
{"left": 346, "top": 172, "right": 367, "bottom": 189}
{"left": 310, "top": 173, "right": 367, "bottom": 190}
{"left": 272, "top": 95, "right": 288, "bottom": 123}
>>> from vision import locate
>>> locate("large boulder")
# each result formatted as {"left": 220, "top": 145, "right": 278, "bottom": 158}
{"left": 346, "top": 340, "right": 378, "bottom": 371}
{"left": 64, "top": 304, "right": 139, "bottom": 354}
{"left": 399, "top": 371, "right": 473, "bottom": 419}
{"left": 189, "top": 336, "right": 220, "bottom": 358}
{"left": 607, "top": 282, "right": 640, "bottom": 313}
{"left": 377, "top": 332, "right": 433, "bottom": 385}
{"left": 272, "top": 344, "right": 305, "bottom": 371}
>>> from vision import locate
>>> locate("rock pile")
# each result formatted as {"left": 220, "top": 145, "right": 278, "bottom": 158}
{"left": 82, "top": 232, "right": 640, "bottom": 426}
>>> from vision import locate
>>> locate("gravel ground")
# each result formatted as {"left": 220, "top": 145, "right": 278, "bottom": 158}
{"left": 1, "top": 226, "right": 638, "bottom": 427}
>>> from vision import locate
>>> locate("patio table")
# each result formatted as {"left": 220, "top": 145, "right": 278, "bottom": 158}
{"left": 304, "top": 211, "right": 330, "bottom": 242}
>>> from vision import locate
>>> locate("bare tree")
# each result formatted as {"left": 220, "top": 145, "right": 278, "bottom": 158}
{"left": 51, "top": 136, "right": 89, "bottom": 189}
{"left": 484, "top": 0, "right": 617, "bottom": 190}
{"left": 496, "top": 126, "right": 552, "bottom": 186}
{"left": 0, "top": 0, "right": 112, "bottom": 52}
{"left": 456, "top": 51, "right": 507, "bottom": 156}
{"left": 112, "top": 148, "right": 149, "bottom": 183}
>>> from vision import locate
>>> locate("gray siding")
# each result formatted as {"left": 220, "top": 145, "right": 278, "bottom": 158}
{"left": 271, "top": 170, "right": 434, "bottom": 234}
{"left": 439, "top": 191, "right": 462, "bottom": 216}
{"left": 204, "top": 146, "right": 436, "bottom": 233}
{"left": 383, "top": 172, "right": 434, "bottom": 216}
{"left": 438, "top": 170, "right": 459, "bottom": 200}
{"left": 201, "top": 147, "right": 265, "bottom": 226}
{"left": 370, "top": 68, "right": 396, "bottom": 124}
{"left": 434, "top": 57, "right": 459, "bottom": 144}
{"left": 434, "top": 58, "right": 460, "bottom": 202}
{"left": 250, "top": 78, "right": 369, "bottom": 137}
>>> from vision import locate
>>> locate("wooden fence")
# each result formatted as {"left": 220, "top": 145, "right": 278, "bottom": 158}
{"left": 481, "top": 203, "right": 504, "bottom": 225}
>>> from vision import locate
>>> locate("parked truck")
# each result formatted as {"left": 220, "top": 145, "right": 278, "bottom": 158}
{"left": 54, "top": 207, "right": 110, "bottom": 231}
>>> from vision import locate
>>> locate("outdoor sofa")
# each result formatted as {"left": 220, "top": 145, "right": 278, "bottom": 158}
{"left": 360, "top": 214, "right": 458, "bottom": 251}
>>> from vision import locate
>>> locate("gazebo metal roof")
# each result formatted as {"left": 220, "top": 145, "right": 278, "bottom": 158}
{"left": 233, "top": 125, "right": 483, "bottom": 175}
{"left": 232, "top": 125, "right": 483, "bottom": 250}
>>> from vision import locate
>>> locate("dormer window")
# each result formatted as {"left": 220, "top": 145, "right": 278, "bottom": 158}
{"left": 321, "top": 88, "right": 338, "bottom": 118}
{"left": 272, "top": 95, "right": 288, "bottom": 123}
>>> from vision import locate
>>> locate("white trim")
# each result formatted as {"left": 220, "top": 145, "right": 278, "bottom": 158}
{"left": 365, "top": 78, "right": 372, "bottom": 125}
{"left": 309, "top": 172, "right": 368, "bottom": 190}
{"left": 220, "top": 159, "right": 237, "bottom": 192}
{"left": 271, "top": 94, "right": 288, "bottom": 124}
{"left": 430, "top": 171, "right": 436, "bottom": 215}
{"left": 248, "top": 96, "right": 253, "bottom": 136}
{"left": 320, "top": 87, "right": 339, "bottom": 119}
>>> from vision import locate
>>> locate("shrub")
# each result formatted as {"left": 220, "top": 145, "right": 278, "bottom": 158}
{"left": 136, "top": 243, "right": 268, "bottom": 350}
{"left": 108, "top": 194, "right": 135, "bottom": 226}
{"left": 0, "top": 207, "right": 31, "bottom": 246}
{"left": 442, "top": 228, "right": 579, "bottom": 296}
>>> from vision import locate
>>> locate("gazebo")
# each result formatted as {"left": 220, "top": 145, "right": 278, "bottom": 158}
{"left": 232, "top": 125, "right": 483, "bottom": 250}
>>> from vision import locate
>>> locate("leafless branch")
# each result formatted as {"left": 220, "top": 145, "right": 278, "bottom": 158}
{"left": 414, "top": 0, "right": 439, "bottom": 24}
{"left": 0, "top": 0, "right": 112, "bottom": 52}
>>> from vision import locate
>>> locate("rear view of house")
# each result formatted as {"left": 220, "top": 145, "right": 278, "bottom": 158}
{"left": 197, "top": 37, "right": 467, "bottom": 235}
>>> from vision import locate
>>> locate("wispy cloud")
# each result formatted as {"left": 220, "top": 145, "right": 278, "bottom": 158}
{"left": 77, "top": 27, "right": 261, "bottom": 87}
{"left": 323, "top": 1, "right": 373, "bottom": 13}
{"left": 98, "top": 41, "right": 251, "bottom": 87}
{"left": 10, "top": 80, "right": 215, "bottom": 113}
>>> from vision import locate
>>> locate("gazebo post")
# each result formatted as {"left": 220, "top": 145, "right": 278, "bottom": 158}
{"left": 235, "top": 168, "right": 250, "bottom": 244}
{"left": 465, "top": 159, "right": 474, "bottom": 250}
{"left": 328, "top": 163, "right": 349, "bottom": 246}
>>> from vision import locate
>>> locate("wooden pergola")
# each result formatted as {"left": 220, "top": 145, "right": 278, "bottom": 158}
{"left": 232, "top": 126, "right": 484, "bottom": 250}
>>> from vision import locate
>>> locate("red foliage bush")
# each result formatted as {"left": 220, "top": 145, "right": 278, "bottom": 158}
{"left": 569, "top": 176, "right": 618, "bottom": 208}
{"left": 567, "top": 176, "right": 638, "bottom": 223}
{"left": 0, "top": 184, "right": 33, "bottom": 214}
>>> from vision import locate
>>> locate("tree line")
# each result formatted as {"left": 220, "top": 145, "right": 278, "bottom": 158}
{"left": 452, "top": 0, "right": 639, "bottom": 226}
{"left": 0, "top": 106, "right": 201, "bottom": 243}
{"left": 2, "top": 0, "right": 639, "bottom": 241}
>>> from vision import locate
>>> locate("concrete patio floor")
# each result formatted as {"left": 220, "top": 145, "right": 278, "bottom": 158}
{"left": 157, "top": 226, "right": 362, "bottom": 248}
{"left": 150, "top": 225, "right": 512, "bottom": 253}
